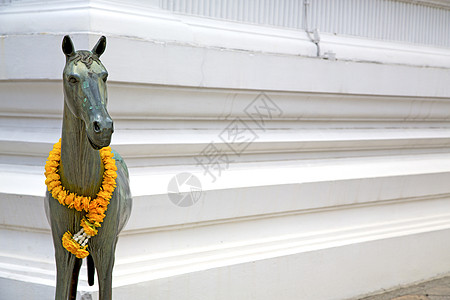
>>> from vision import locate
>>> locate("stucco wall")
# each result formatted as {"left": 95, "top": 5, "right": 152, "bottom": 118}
{"left": 1, "top": 1, "right": 450, "bottom": 299}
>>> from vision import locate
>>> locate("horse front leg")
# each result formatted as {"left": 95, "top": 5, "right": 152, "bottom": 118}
{"left": 52, "top": 229, "right": 80, "bottom": 300}
{"left": 89, "top": 236, "right": 118, "bottom": 300}
{"left": 46, "top": 192, "right": 84, "bottom": 300}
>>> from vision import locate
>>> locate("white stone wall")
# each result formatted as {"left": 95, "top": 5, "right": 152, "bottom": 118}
{"left": 1, "top": 1, "right": 450, "bottom": 299}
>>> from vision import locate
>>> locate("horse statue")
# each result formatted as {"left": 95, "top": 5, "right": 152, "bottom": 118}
{"left": 44, "top": 35, "right": 132, "bottom": 300}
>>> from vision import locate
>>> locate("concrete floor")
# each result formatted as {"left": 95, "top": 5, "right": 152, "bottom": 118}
{"left": 357, "top": 276, "right": 450, "bottom": 300}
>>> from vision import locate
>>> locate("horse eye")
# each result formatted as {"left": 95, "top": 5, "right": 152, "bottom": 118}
{"left": 68, "top": 76, "right": 79, "bottom": 84}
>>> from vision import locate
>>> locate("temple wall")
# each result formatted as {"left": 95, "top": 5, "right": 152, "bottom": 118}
{"left": 1, "top": 1, "right": 450, "bottom": 299}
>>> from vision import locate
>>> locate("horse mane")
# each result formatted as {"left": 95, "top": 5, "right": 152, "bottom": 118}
{"left": 68, "top": 50, "right": 100, "bottom": 69}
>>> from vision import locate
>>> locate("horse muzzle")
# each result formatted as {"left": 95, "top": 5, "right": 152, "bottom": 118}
{"left": 86, "top": 114, "right": 114, "bottom": 150}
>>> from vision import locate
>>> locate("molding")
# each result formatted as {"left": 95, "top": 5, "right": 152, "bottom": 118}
{"left": 1, "top": 34, "right": 450, "bottom": 96}
{"left": 3, "top": 130, "right": 450, "bottom": 160}
{"left": 114, "top": 213, "right": 450, "bottom": 288}
{"left": 4, "top": 230, "right": 450, "bottom": 299}
{"left": 4, "top": 153, "right": 450, "bottom": 228}
{"left": 400, "top": 0, "right": 450, "bottom": 9}
{"left": 2, "top": 197, "right": 450, "bottom": 296}
{"left": 3, "top": 81, "right": 450, "bottom": 121}
{"left": 111, "top": 229, "right": 450, "bottom": 300}
{"left": 2, "top": 81, "right": 450, "bottom": 170}
{"left": 1, "top": 1, "right": 450, "bottom": 84}
{"left": 160, "top": 0, "right": 450, "bottom": 48}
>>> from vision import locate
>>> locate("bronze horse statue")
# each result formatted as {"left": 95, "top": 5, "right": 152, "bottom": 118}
{"left": 44, "top": 35, "right": 132, "bottom": 300}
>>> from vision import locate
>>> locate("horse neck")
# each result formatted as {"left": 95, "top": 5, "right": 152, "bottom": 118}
{"left": 59, "top": 101, "right": 104, "bottom": 198}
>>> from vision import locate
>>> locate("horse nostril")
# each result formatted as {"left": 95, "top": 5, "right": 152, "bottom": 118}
{"left": 93, "top": 121, "right": 101, "bottom": 133}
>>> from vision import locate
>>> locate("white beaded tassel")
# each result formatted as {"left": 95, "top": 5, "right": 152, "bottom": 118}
{"left": 72, "top": 228, "right": 91, "bottom": 247}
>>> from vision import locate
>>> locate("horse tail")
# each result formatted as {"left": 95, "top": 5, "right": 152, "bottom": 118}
{"left": 87, "top": 254, "right": 95, "bottom": 286}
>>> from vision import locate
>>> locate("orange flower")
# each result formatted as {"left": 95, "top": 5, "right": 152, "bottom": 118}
{"left": 45, "top": 173, "right": 60, "bottom": 185}
{"left": 62, "top": 232, "right": 79, "bottom": 253}
{"left": 45, "top": 178, "right": 54, "bottom": 186}
{"left": 97, "top": 190, "right": 112, "bottom": 200}
{"left": 46, "top": 160, "right": 59, "bottom": 168}
{"left": 51, "top": 185, "right": 63, "bottom": 199}
{"left": 100, "top": 147, "right": 113, "bottom": 156}
{"left": 48, "top": 154, "right": 61, "bottom": 161}
{"left": 104, "top": 170, "right": 117, "bottom": 179}
{"left": 87, "top": 212, "right": 105, "bottom": 223}
{"left": 48, "top": 180, "right": 61, "bottom": 191}
{"left": 81, "top": 196, "right": 91, "bottom": 212}
{"left": 49, "top": 173, "right": 60, "bottom": 180}
{"left": 53, "top": 140, "right": 61, "bottom": 149}
{"left": 102, "top": 184, "right": 115, "bottom": 194}
{"left": 75, "top": 247, "right": 89, "bottom": 259}
{"left": 88, "top": 199, "right": 98, "bottom": 210}
{"left": 96, "top": 197, "right": 109, "bottom": 207}
{"left": 89, "top": 198, "right": 108, "bottom": 209}
{"left": 45, "top": 165, "right": 57, "bottom": 174}
{"left": 90, "top": 207, "right": 105, "bottom": 215}
{"left": 64, "top": 193, "right": 75, "bottom": 206}
{"left": 62, "top": 232, "right": 90, "bottom": 259}
{"left": 102, "top": 177, "right": 116, "bottom": 186}
{"left": 73, "top": 196, "right": 83, "bottom": 211}
{"left": 105, "top": 163, "right": 117, "bottom": 171}
{"left": 57, "top": 189, "right": 67, "bottom": 205}
{"left": 67, "top": 199, "right": 75, "bottom": 209}
{"left": 45, "top": 139, "right": 118, "bottom": 258}
{"left": 81, "top": 218, "right": 98, "bottom": 236}
{"left": 103, "top": 159, "right": 115, "bottom": 167}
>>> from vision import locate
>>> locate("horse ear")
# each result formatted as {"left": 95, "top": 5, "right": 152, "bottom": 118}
{"left": 62, "top": 35, "right": 75, "bottom": 57}
{"left": 92, "top": 36, "right": 106, "bottom": 57}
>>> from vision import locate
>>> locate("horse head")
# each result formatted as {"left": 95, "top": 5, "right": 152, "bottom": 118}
{"left": 62, "top": 35, "right": 113, "bottom": 150}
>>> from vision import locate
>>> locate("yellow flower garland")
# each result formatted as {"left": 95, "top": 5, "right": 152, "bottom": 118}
{"left": 45, "top": 139, "right": 117, "bottom": 259}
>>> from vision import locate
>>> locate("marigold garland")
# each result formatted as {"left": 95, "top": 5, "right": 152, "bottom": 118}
{"left": 45, "top": 139, "right": 117, "bottom": 259}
